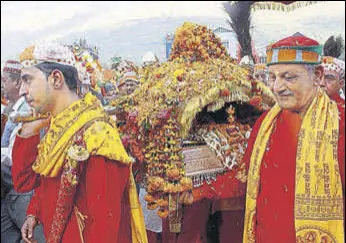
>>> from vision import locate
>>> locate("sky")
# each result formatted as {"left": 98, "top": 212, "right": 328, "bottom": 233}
{"left": 1, "top": 1, "right": 345, "bottom": 66}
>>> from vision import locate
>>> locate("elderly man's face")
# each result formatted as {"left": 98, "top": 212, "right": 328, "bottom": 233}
{"left": 320, "top": 69, "right": 344, "bottom": 98}
{"left": 268, "top": 64, "right": 322, "bottom": 114}
{"left": 20, "top": 67, "right": 53, "bottom": 114}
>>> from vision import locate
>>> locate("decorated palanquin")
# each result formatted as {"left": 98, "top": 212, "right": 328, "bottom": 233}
{"left": 111, "top": 22, "right": 275, "bottom": 230}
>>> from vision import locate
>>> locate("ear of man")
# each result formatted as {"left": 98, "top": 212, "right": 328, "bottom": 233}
{"left": 313, "top": 65, "right": 324, "bottom": 86}
{"left": 15, "top": 78, "right": 22, "bottom": 90}
{"left": 50, "top": 69, "right": 65, "bottom": 89}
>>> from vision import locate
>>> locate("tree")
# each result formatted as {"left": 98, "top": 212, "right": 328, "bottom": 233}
{"left": 323, "top": 35, "right": 345, "bottom": 59}
{"left": 223, "top": 1, "right": 254, "bottom": 61}
{"left": 223, "top": 1, "right": 322, "bottom": 62}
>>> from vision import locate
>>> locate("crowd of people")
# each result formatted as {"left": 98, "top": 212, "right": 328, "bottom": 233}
{"left": 1, "top": 22, "right": 345, "bottom": 243}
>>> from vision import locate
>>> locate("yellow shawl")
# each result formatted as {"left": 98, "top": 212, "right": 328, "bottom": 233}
{"left": 244, "top": 89, "right": 344, "bottom": 243}
{"left": 32, "top": 92, "right": 147, "bottom": 243}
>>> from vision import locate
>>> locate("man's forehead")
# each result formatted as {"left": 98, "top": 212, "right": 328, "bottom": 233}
{"left": 268, "top": 64, "right": 306, "bottom": 74}
{"left": 324, "top": 69, "right": 339, "bottom": 77}
{"left": 21, "top": 66, "right": 41, "bottom": 77}
{"left": 124, "top": 80, "right": 139, "bottom": 86}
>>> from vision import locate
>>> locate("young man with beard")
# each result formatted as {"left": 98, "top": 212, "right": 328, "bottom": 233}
{"left": 11, "top": 43, "right": 147, "bottom": 243}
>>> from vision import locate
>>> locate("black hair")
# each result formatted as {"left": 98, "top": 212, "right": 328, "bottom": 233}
{"left": 4, "top": 72, "right": 21, "bottom": 82}
{"left": 323, "top": 35, "right": 344, "bottom": 58}
{"left": 34, "top": 62, "right": 79, "bottom": 92}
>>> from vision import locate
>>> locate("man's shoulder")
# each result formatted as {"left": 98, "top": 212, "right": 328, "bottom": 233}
{"left": 337, "top": 100, "right": 345, "bottom": 112}
{"left": 253, "top": 110, "right": 270, "bottom": 128}
{"left": 337, "top": 102, "right": 345, "bottom": 131}
{"left": 84, "top": 119, "right": 114, "bottom": 134}
{"left": 82, "top": 119, "right": 123, "bottom": 149}
{"left": 81, "top": 119, "right": 132, "bottom": 164}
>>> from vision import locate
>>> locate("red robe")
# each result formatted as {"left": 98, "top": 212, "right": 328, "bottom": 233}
{"left": 331, "top": 92, "right": 345, "bottom": 107}
{"left": 243, "top": 105, "right": 345, "bottom": 243}
{"left": 12, "top": 134, "right": 132, "bottom": 243}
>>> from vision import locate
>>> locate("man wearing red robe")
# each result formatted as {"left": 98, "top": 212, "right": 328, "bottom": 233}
{"left": 11, "top": 43, "right": 147, "bottom": 243}
{"left": 320, "top": 56, "right": 345, "bottom": 106}
{"left": 243, "top": 34, "right": 345, "bottom": 243}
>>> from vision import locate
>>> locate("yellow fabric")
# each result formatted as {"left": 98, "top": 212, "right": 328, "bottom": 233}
{"left": 19, "top": 46, "right": 35, "bottom": 62}
{"left": 129, "top": 166, "right": 148, "bottom": 243}
{"left": 32, "top": 92, "right": 147, "bottom": 243}
{"left": 266, "top": 49, "right": 320, "bottom": 64}
{"left": 33, "top": 92, "right": 131, "bottom": 176}
{"left": 243, "top": 89, "right": 344, "bottom": 243}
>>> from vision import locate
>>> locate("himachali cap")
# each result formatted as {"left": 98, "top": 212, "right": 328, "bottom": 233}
{"left": 118, "top": 71, "right": 139, "bottom": 87}
{"left": 19, "top": 42, "right": 76, "bottom": 68}
{"left": 266, "top": 33, "right": 322, "bottom": 66}
{"left": 321, "top": 56, "right": 345, "bottom": 78}
{"left": 3, "top": 60, "right": 23, "bottom": 74}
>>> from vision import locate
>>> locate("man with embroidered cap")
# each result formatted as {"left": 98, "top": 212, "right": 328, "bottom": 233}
{"left": 242, "top": 34, "right": 345, "bottom": 242}
{"left": 11, "top": 43, "right": 147, "bottom": 243}
{"left": 117, "top": 71, "right": 140, "bottom": 97}
{"left": 1, "top": 60, "right": 31, "bottom": 147}
{"left": 320, "top": 56, "right": 345, "bottom": 105}
{"left": 1, "top": 60, "right": 45, "bottom": 243}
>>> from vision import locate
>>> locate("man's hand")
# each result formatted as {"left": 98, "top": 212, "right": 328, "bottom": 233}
{"left": 21, "top": 215, "right": 38, "bottom": 243}
{"left": 19, "top": 109, "right": 51, "bottom": 138}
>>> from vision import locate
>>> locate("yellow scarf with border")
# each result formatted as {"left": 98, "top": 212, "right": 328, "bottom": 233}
{"left": 243, "top": 89, "right": 344, "bottom": 243}
{"left": 32, "top": 92, "right": 147, "bottom": 243}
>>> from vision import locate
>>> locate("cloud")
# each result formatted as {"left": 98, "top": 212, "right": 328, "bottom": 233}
{"left": 1, "top": 1, "right": 345, "bottom": 64}
{"left": 1, "top": 1, "right": 91, "bottom": 32}
{"left": 1, "top": 1, "right": 226, "bottom": 33}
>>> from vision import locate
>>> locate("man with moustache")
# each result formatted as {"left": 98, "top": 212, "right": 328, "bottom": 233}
{"left": 320, "top": 56, "right": 345, "bottom": 105}
{"left": 242, "top": 34, "right": 345, "bottom": 243}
